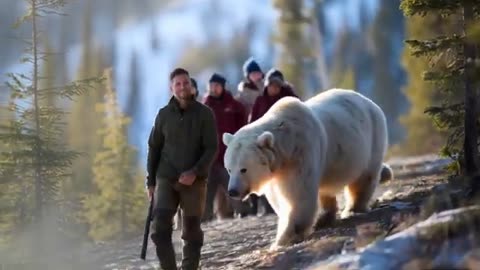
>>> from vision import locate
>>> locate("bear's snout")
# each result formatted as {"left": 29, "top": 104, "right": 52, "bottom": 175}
{"left": 227, "top": 176, "right": 249, "bottom": 200}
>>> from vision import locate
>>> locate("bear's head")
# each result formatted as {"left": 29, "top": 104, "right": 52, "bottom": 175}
{"left": 223, "top": 131, "right": 277, "bottom": 200}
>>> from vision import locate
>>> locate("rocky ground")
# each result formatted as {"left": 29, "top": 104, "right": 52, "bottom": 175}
{"left": 88, "top": 154, "right": 463, "bottom": 270}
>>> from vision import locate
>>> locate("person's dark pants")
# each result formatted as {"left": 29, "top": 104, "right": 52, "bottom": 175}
{"left": 150, "top": 178, "right": 206, "bottom": 270}
{"left": 249, "top": 194, "right": 275, "bottom": 216}
{"left": 203, "top": 163, "right": 250, "bottom": 221}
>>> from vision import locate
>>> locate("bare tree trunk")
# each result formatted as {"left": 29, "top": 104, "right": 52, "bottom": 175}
{"left": 463, "top": 3, "right": 479, "bottom": 178}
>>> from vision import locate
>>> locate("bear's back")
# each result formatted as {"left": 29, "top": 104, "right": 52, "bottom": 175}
{"left": 305, "top": 89, "right": 385, "bottom": 126}
{"left": 234, "top": 95, "right": 325, "bottom": 164}
{"left": 266, "top": 96, "right": 308, "bottom": 120}
{"left": 304, "top": 88, "right": 388, "bottom": 184}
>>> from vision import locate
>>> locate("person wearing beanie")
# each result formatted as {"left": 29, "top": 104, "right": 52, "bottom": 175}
{"left": 203, "top": 73, "right": 251, "bottom": 221}
{"left": 243, "top": 57, "right": 263, "bottom": 79}
{"left": 209, "top": 73, "right": 227, "bottom": 89}
{"left": 250, "top": 68, "right": 298, "bottom": 123}
{"left": 236, "top": 57, "right": 264, "bottom": 120}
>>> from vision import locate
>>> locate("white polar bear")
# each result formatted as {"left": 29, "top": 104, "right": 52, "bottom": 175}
{"left": 222, "top": 89, "right": 393, "bottom": 249}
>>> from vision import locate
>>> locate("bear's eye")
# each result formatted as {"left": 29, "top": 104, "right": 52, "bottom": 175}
{"left": 240, "top": 168, "right": 247, "bottom": 174}
{"left": 228, "top": 169, "right": 232, "bottom": 173}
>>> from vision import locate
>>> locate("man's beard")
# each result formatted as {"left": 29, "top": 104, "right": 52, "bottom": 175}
{"left": 175, "top": 91, "right": 193, "bottom": 102}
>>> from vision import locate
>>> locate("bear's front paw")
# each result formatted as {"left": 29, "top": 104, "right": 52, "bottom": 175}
{"left": 269, "top": 243, "right": 279, "bottom": 251}
{"left": 340, "top": 210, "right": 355, "bottom": 219}
{"left": 314, "top": 211, "right": 336, "bottom": 230}
{"left": 271, "top": 234, "right": 293, "bottom": 250}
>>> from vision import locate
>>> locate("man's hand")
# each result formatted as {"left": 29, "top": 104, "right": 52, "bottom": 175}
{"left": 178, "top": 170, "right": 197, "bottom": 186}
{"left": 147, "top": 186, "right": 155, "bottom": 200}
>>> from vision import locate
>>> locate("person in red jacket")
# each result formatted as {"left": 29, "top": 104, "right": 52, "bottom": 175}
{"left": 249, "top": 68, "right": 299, "bottom": 216}
{"left": 250, "top": 68, "right": 299, "bottom": 123}
{"left": 203, "top": 73, "right": 250, "bottom": 221}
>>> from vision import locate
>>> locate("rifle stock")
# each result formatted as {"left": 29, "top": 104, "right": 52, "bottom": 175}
{"left": 140, "top": 194, "right": 154, "bottom": 260}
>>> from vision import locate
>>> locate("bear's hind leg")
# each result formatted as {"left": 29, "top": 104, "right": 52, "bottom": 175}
{"left": 342, "top": 172, "right": 378, "bottom": 219}
{"left": 314, "top": 194, "right": 338, "bottom": 230}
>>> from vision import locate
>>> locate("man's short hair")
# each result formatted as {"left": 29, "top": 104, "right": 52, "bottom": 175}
{"left": 170, "top": 68, "right": 190, "bottom": 81}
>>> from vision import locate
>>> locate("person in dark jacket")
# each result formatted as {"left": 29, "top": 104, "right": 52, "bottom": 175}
{"left": 248, "top": 68, "right": 298, "bottom": 216}
{"left": 250, "top": 68, "right": 298, "bottom": 123}
{"left": 202, "top": 73, "right": 250, "bottom": 220}
{"left": 172, "top": 77, "right": 201, "bottom": 232}
{"left": 191, "top": 77, "right": 199, "bottom": 100}
{"left": 236, "top": 57, "right": 264, "bottom": 120}
{"left": 146, "top": 68, "right": 218, "bottom": 270}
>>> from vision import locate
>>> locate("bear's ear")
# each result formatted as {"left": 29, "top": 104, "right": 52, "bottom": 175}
{"left": 256, "top": 131, "right": 275, "bottom": 149}
{"left": 223, "top": 133, "right": 234, "bottom": 146}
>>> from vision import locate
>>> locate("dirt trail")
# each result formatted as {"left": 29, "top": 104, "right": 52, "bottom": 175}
{"left": 91, "top": 155, "right": 450, "bottom": 270}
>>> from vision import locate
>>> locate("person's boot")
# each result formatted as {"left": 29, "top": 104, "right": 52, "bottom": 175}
{"left": 156, "top": 242, "right": 178, "bottom": 270}
{"left": 181, "top": 216, "right": 203, "bottom": 270}
{"left": 151, "top": 231, "right": 178, "bottom": 270}
{"left": 181, "top": 241, "right": 202, "bottom": 270}
{"left": 150, "top": 209, "right": 179, "bottom": 270}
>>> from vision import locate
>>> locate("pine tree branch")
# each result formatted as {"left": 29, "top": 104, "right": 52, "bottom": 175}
{"left": 37, "top": 9, "right": 67, "bottom": 17}
{"left": 401, "top": 0, "right": 462, "bottom": 17}
{"left": 423, "top": 68, "right": 464, "bottom": 81}
{"left": 425, "top": 102, "right": 464, "bottom": 115}
{"left": 405, "top": 35, "right": 464, "bottom": 56}
{"left": 35, "top": 76, "right": 103, "bottom": 99}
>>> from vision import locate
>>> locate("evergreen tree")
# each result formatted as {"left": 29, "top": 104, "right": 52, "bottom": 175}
{"left": 83, "top": 69, "right": 145, "bottom": 241}
{"left": 401, "top": 0, "right": 480, "bottom": 176}
{"left": 396, "top": 14, "right": 450, "bottom": 155}
{"left": 0, "top": 96, "right": 25, "bottom": 248}
{"left": 39, "top": 38, "right": 57, "bottom": 109}
{"left": 0, "top": 0, "right": 101, "bottom": 263}
{"left": 66, "top": 0, "right": 107, "bottom": 217}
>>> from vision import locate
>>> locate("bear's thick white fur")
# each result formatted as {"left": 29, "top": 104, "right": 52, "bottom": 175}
{"left": 223, "top": 89, "right": 392, "bottom": 249}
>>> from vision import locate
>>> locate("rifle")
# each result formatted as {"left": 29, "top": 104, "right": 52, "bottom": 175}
{"left": 140, "top": 194, "right": 154, "bottom": 260}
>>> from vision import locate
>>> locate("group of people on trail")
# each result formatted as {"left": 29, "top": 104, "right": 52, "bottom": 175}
{"left": 201, "top": 58, "right": 298, "bottom": 221}
{"left": 145, "top": 58, "right": 298, "bottom": 270}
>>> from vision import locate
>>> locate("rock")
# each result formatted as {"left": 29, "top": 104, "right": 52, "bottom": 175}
{"left": 386, "top": 154, "right": 452, "bottom": 180}
{"left": 307, "top": 206, "right": 480, "bottom": 270}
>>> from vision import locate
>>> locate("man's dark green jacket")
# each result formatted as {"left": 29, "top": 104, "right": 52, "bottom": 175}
{"left": 146, "top": 97, "right": 218, "bottom": 186}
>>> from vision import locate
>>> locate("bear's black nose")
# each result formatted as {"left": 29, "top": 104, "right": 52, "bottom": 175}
{"left": 228, "top": 189, "right": 240, "bottom": 198}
